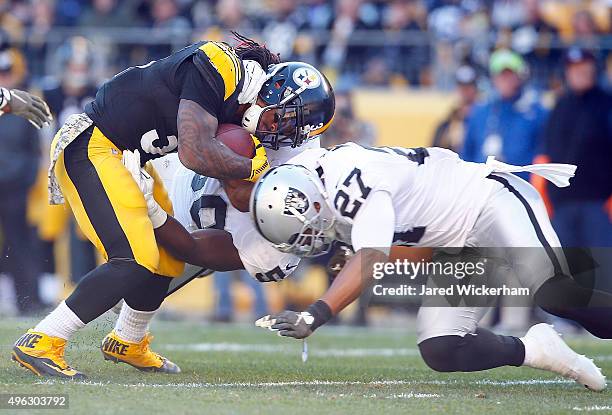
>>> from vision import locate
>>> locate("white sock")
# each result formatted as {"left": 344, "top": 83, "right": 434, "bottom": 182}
{"left": 34, "top": 301, "right": 85, "bottom": 340}
{"left": 519, "top": 337, "right": 531, "bottom": 366}
{"left": 114, "top": 303, "right": 157, "bottom": 343}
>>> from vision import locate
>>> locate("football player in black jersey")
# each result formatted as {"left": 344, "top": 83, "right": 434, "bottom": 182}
{"left": 12, "top": 34, "right": 333, "bottom": 379}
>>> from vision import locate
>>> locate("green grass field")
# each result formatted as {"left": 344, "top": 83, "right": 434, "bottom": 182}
{"left": 0, "top": 315, "right": 610, "bottom": 414}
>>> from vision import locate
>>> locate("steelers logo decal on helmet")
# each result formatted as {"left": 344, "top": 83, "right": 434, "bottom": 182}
{"left": 293, "top": 67, "right": 321, "bottom": 89}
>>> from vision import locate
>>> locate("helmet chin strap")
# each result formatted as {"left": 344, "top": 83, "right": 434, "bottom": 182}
{"left": 241, "top": 103, "right": 264, "bottom": 134}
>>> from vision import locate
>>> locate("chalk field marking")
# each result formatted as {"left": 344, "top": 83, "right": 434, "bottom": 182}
{"left": 3, "top": 340, "right": 611, "bottom": 362}
{"left": 32, "top": 378, "right": 575, "bottom": 389}
{"left": 572, "top": 406, "right": 612, "bottom": 412}
{"left": 161, "top": 342, "right": 419, "bottom": 357}
{"left": 161, "top": 343, "right": 612, "bottom": 363}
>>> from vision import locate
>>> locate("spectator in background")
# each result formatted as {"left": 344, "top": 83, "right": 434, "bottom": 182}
{"left": 151, "top": 0, "right": 190, "bottom": 31}
{"left": 24, "top": 0, "right": 56, "bottom": 80}
{"left": 301, "top": 0, "right": 334, "bottom": 32}
{"left": 570, "top": 9, "right": 608, "bottom": 78}
{"left": 148, "top": 0, "right": 191, "bottom": 60}
{"left": 44, "top": 37, "right": 98, "bottom": 124}
{"left": 535, "top": 48, "right": 612, "bottom": 247}
{"left": 53, "top": 0, "right": 83, "bottom": 26}
{"left": 40, "top": 37, "right": 99, "bottom": 284}
{"left": 381, "top": 0, "right": 430, "bottom": 86}
{"left": 432, "top": 65, "right": 479, "bottom": 152}
{"left": 212, "top": 0, "right": 258, "bottom": 35}
{"left": 462, "top": 49, "right": 547, "bottom": 172}
{"left": 512, "top": 0, "right": 561, "bottom": 90}
{"left": 322, "top": 0, "right": 381, "bottom": 79}
{"left": 0, "top": 44, "right": 43, "bottom": 314}
{"left": 213, "top": 270, "right": 268, "bottom": 323}
{"left": 261, "top": 0, "right": 306, "bottom": 60}
{"left": 572, "top": 10, "right": 601, "bottom": 52}
{"left": 361, "top": 56, "right": 391, "bottom": 86}
{"left": 491, "top": 0, "right": 525, "bottom": 30}
{"left": 0, "top": 30, "right": 26, "bottom": 88}
{"left": 78, "top": 0, "right": 133, "bottom": 28}
{"left": 321, "top": 90, "right": 376, "bottom": 148}
{"left": 0, "top": 0, "right": 23, "bottom": 44}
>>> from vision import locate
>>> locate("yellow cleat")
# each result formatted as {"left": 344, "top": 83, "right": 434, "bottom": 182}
{"left": 100, "top": 331, "right": 181, "bottom": 374}
{"left": 12, "top": 330, "right": 86, "bottom": 379}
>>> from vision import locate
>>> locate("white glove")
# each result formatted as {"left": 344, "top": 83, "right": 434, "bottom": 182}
{"left": 122, "top": 150, "right": 168, "bottom": 229}
{"left": 237, "top": 60, "right": 267, "bottom": 105}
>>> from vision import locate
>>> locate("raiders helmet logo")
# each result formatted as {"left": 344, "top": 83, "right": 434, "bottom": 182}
{"left": 283, "top": 187, "right": 310, "bottom": 216}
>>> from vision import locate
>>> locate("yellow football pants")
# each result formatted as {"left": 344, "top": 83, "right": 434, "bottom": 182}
{"left": 51, "top": 125, "right": 184, "bottom": 278}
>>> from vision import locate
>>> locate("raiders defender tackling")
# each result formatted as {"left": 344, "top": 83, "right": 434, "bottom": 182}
{"left": 252, "top": 143, "right": 611, "bottom": 391}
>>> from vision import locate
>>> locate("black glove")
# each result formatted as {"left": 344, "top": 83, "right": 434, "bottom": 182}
{"left": 260, "top": 310, "right": 315, "bottom": 339}
{"left": 255, "top": 301, "right": 333, "bottom": 339}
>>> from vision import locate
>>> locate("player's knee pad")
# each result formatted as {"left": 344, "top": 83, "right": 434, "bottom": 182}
{"left": 418, "top": 335, "right": 464, "bottom": 372}
{"left": 124, "top": 274, "right": 172, "bottom": 312}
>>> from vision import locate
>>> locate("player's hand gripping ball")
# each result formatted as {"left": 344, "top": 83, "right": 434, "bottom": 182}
{"left": 215, "top": 124, "right": 268, "bottom": 212}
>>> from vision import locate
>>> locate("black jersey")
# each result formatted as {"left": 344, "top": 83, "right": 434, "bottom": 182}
{"left": 84, "top": 41, "right": 244, "bottom": 162}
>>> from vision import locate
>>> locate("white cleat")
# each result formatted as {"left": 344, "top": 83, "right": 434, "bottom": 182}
{"left": 521, "top": 323, "right": 606, "bottom": 391}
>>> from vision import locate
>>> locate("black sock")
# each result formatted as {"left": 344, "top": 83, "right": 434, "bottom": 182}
{"left": 123, "top": 274, "right": 172, "bottom": 312}
{"left": 419, "top": 329, "right": 525, "bottom": 372}
{"left": 65, "top": 259, "right": 154, "bottom": 323}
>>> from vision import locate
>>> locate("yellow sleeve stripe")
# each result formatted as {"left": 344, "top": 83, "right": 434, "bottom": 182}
{"left": 199, "top": 42, "right": 242, "bottom": 101}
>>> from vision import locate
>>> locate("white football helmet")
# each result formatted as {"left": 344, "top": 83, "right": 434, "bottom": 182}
{"left": 250, "top": 165, "right": 337, "bottom": 257}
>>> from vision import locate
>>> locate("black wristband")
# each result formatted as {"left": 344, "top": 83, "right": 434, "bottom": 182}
{"left": 306, "top": 300, "right": 333, "bottom": 331}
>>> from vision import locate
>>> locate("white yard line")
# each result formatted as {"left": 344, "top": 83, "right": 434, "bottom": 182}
{"left": 473, "top": 379, "right": 575, "bottom": 386}
{"left": 32, "top": 378, "right": 575, "bottom": 389}
{"left": 161, "top": 342, "right": 419, "bottom": 357}
{"left": 572, "top": 406, "right": 612, "bottom": 412}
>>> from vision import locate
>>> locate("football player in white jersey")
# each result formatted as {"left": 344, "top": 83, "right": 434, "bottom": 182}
{"left": 100, "top": 62, "right": 335, "bottom": 374}
{"left": 155, "top": 136, "right": 319, "bottom": 286}
{"left": 251, "top": 143, "right": 612, "bottom": 391}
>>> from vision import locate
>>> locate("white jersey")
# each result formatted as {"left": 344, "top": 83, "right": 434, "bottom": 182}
{"left": 286, "top": 143, "right": 499, "bottom": 250}
{"left": 152, "top": 139, "right": 320, "bottom": 282}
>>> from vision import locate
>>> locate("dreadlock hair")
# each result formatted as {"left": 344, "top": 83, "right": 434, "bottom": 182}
{"left": 232, "top": 31, "right": 280, "bottom": 70}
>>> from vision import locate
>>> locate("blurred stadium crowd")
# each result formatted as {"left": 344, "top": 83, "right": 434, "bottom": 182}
{"left": 0, "top": 0, "right": 611, "bottom": 88}
{"left": 0, "top": 0, "right": 610, "bottom": 324}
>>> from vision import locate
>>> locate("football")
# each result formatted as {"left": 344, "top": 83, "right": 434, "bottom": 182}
{"left": 215, "top": 124, "right": 256, "bottom": 212}
{"left": 215, "top": 123, "right": 256, "bottom": 158}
